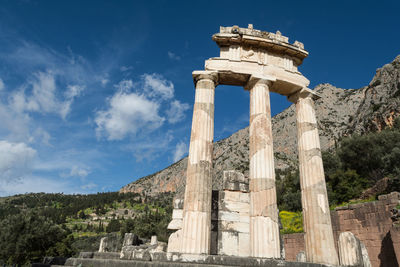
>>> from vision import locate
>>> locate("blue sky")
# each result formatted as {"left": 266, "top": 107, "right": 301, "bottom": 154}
{"left": 0, "top": 0, "right": 399, "bottom": 196}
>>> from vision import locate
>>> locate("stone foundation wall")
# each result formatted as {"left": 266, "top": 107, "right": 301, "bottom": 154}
{"left": 283, "top": 233, "right": 305, "bottom": 261}
{"left": 283, "top": 192, "right": 400, "bottom": 267}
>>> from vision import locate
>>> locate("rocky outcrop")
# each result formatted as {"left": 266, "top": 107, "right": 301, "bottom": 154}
{"left": 120, "top": 56, "right": 400, "bottom": 198}
{"left": 348, "top": 55, "right": 400, "bottom": 134}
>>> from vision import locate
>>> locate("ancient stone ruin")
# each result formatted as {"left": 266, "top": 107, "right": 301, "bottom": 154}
{"left": 167, "top": 24, "right": 338, "bottom": 266}
{"left": 58, "top": 24, "right": 400, "bottom": 267}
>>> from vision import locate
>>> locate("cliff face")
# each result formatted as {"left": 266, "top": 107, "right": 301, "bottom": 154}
{"left": 348, "top": 55, "right": 400, "bottom": 134}
{"left": 120, "top": 55, "right": 400, "bottom": 198}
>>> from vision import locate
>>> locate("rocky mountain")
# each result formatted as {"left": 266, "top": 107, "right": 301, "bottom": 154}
{"left": 120, "top": 55, "right": 400, "bottom": 198}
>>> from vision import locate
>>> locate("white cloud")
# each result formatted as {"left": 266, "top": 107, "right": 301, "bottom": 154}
{"left": 61, "top": 85, "right": 85, "bottom": 119}
{"left": 120, "top": 66, "right": 133, "bottom": 72}
{"left": 81, "top": 182, "right": 97, "bottom": 190}
{"left": 30, "top": 128, "right": 52, "bottom": 146}
{"left": 0, "top": 176, "right": 72, "bottom": 196}
{"left": 143, "top": 73, "right": 174, "bottom": 100}
{"left": 173, "top": 141, "right": 188, "bottom": 162}
{"left": 95, "top": 81, "right": 164, "bottom": 140}
{"left": 25, "top": 71, "right": 58, "bottom": 113}
{"left": 95, "top": 75, "right": 189, "bottom": 143}
{"left": 0, "top": 78, "right": 4, "bottom": 90}
{"left": 65, "top": 84, "right": 84, "bottom": 99}
{"left": 8, "top": 71, "right": 62, "bottom": 117}
{"left": 166, "top": 100, "right": 190, "bottom": 123}
{"left": 8, "top": 71, "right": 84, "bottom": 120}
{"left": 116, "top": 79, "right": 133, "bottom": 92}
{"left": 0, "top": 98, "right": 31, "bottom": 141}
{"left": 0, "top": 140, "right": 37, "bottom": 184}
{"left": 101, "top": 78, "right": 109, "bottom": 87}
{"left": 3, "top": 41, "right": 94, "bottom": 86}
{"left": 168, "top": 51, "right": 181, "bottom": 61}
{"left": 68, "top": 165, "right": 91, "bottom": 178}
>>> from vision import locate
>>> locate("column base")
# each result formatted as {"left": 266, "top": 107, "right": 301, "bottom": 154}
{"left": 181, "top": 210, "right": 211, "bottom": 254}
{"left": 250, "top": 216, "right": 280, "bottom": 258}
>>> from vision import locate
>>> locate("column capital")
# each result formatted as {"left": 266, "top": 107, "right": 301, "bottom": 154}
{"left": 192, "top": 71, "right": 219, "bottom": 86}
{"left": 287, "top": 87, "right": 321, "bottom": 103}
{"left": 244, "top": 74, "right": 276, "bottom": 90}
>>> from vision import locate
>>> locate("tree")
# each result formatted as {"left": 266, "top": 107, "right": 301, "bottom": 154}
{"left": 120, "top": 218, "right": 135, "bottom": 236}
{"left": 106, "top": 219, "right": 121, "bottom": 233}
{"left": 77, "top": 210, "right": 86, "bottom": 219}
{"left": 0, "top": 211, "right": 70, "bottom": 265}
{"left": 97, "top": 221, "right": 104, "bottom": 233}
{"left": 276, "top": 169, "right": 302, "bottom": 211}
{"left": 326, "top": 169, "right": 368, "bottom": 204}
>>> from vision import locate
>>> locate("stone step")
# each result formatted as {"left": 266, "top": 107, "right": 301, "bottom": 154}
{"left": 78, "top": 251, "right": 120, "bottom": 260}
{"left": 64, "top": 256, "right": 329, "bottom": 267}
{"left": 64, "top": 258, "right": 223, "bottom": 267}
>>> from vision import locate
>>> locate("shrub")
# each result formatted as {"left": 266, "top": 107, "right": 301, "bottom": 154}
{"left": 279, "top": 211, "right": 303, "bottom": 234}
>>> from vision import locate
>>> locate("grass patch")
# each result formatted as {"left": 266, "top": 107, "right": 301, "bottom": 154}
{"left": 72, "top": 231, "right": 102, "bottom": 238}
{"left": 330, "top": 195, "right": 376, "bottom": 210}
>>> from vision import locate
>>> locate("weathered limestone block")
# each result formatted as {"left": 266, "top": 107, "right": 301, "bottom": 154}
{"left": 120, "top": 245, "right": 136, "bottom": 260}
{"left": 218, "top": 231, "right": 239, "bottom": 256}
{"left": 338, "top": 232, "right": 364, "bottom": 266}
{"left": 216, "top": 171, "right": 250, "bottom": 257}
{"left": 122, "top": 233, "right": 139, "bottom": 247}
{"left": 98, "top": 237, "right": 107, "bottom": 252}
{"left": 120, "top": 243, "right": 166, "bottom": 261}
{"left": 151, "top": 242, "right": 167, "bottom": 253}
{"left": 296, "top": 251, "right": 306, "bottom": 262}
{"left": 223, "top": 170, "right": 249, "bottom": 192}
{"left": 172, "top": 209, "right": 183, "bottom": 219}
{"left": 167, "top": 229, "right": 181, "bottom": 253}
{"left": 360, "top": 242, "right": 372, "bottom": 267}
{"left": 167, "top": 202, "right": 184, "bottom": 230}
{"left": 151, "top": 235, "right": 158, "bottom": 245}
{"left": 131, "top": 248, "right": 151, "bottom": 261}
{"left": 221, "top": 202, "right": 249, "bottom": 216}
{"left": 173, "top": 199, "right": 184, "bottom": 209}
{"left": 98, "top": 236, "right": 118, "bottom": 252}
{"left": 220, "top": 221, "right": 248, "bottom": 233}
{"left": 167, "top": 220, "right": 182, "bottom": 230}
{"left": 167, "top": 220, "right": 181, "bottom": 230}
{"left": 238, "top": 232, "right": 250, "bottom": 257}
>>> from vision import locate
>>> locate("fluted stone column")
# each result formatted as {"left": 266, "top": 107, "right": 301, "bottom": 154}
{"left": 289, "top": 88, "right": 339, "bottom": 266}
{"left": 181, "top": 71, "right": 218, "bottom": 254}
{"left": 246, "top": 76, "right": 280, "bottom": 258}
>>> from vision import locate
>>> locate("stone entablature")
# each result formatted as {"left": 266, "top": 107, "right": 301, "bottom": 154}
{"left": 206, "top": 25, "right": 309, "bottom": 96}
{"left": 214, "top": 25, "right": 307, "bottom": 64}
